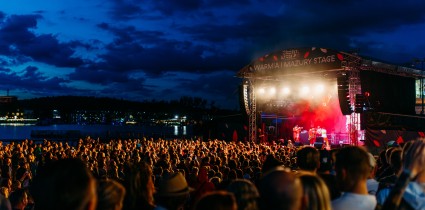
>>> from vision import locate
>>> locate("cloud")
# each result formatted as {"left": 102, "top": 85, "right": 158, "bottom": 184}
{"left": 91, "top": 23, "right": 250, "bottom": 76}
{"left": 69, "top": 66, "right": 131, "bottom": 85}
{"left": 108, "top": 0, "right": 144, "bottom": 20}
{"left": 0, "top": 11, "right": 5, "bottom": 21}
{"left": 0, "top": 14, "right": 85, "bottom": 67}
{"left": 175, "top": 70, "right": 241, "bottom": 108}
{"left": 0, "top": 65, "right": 71, "bottom": 96}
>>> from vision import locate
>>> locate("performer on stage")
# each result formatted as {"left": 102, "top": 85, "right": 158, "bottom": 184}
{"left": 308, "top": 127, "right": 316, "bottom": 146}
{"left": 316, "top": 126, "right": 322, "bottom": 138}
{"left": 292, "top": 125, "right": 302, "bottom": 143}
{"left": 321, "top": 128, "right": 330, "bottom": 150}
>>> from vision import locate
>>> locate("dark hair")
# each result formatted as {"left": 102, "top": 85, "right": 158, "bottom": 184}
{"left": 227, "top": 179, "right": 260, "bottom": 210}
{"left": 122, "top": 161, "right": 155, "bottom": 210}
{"left": 261, "top": 155, "right": 283, "bottom": 174}
{"left": 389, "top": 148, "right": 402, "bottom": 173}
{"left": 296, "top": 146, "right": 320, "bottom": 171}
{"left": 30, "top": 158, "right": 96, "bottom": 210}
{"left": 97, "top": 179, "right": 126, "bottom": 210}
{"left": 8, "top": 188, "right": 27, "bottom": 208}
{"left": 334, "top": 146, "right": 370, "bottom": 190}
{"left": 194, "top": 191, "right": 237, "bottom": 210}
{"left": 259, "top": 168, "right": 302, "bottom": 210}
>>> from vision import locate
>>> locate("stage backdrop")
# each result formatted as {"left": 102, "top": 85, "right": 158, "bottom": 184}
{"left": 365, "top": 128, "right": 424, "bottom": 149}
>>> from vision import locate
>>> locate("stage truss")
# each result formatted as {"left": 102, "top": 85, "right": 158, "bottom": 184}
{"left": 238, "top": 47, "right": 423, "bottom": 144}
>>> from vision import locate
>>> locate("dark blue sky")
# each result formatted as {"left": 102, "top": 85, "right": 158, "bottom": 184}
{"left": 1, "top": 0, "right": 425, "bottom": 109}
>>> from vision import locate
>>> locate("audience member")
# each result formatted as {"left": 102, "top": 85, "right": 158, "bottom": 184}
{"left": 154, "top": 172, "right": 192, "bottom": 210}
{"left": 332, "top": 146, "right": 377, "bottom": 210}
{"left": 122, "top": 162, "right": 155, "bottom": 210}
{"left": 96, "top": 179, "right": 126, "bottom": 210}
{"left": 30, "top": 158, "right": 97, "bottom": 210}
{"left": 193, "top": 191, "right": 237, "bottom": 210}
{"left": 258, "top": 166, "right": 302, "bottom": 210}
{"left": 296, "top": 146, "right": 320, "bottom": 173}
{"left": 381, "top": 138, "right": 425, "bottom": 210}
{"left": 299, "top": 173, "right": 331, "bottom": 210}
{"left": 377, "top": 147, "right": 397, "bottom": 181}
{"left": 192, "top": 166, "right": 215, "bottom": 203}
{"left": 376, "top": 148, "right": 402, "bottom": 195}
{"left": 8, "top": 189, "right": 27, "bottom": 210}
{"left": 227, "top": 179, "right": 260, "bottom": 210}
{"left": 366, "top": 152, "right": 379, "bottom": 195}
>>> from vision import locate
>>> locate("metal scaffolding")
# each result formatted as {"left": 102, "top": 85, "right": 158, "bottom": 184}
{"left": 242, "top": 79, "right": 257, "bottom": 143}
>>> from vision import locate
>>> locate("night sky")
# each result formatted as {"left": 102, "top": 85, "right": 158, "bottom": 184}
{"left": 1, "top": 0, "right": 425, "bottom": 110}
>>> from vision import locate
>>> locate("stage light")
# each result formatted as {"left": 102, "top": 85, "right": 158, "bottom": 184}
{"left": 315, "top": 84, "right": 325, "bottom": 93}
{"left": 282, "top": 87, "right": 290, "bottom": 95}
{"left": 300, "top": 86, "right": 310, "bottom": 95}
{"left": 269, "top": 87, "right": 276, "bottom": 95}
{"left": 258, "top": 87, "right": 265, "bottom": 95}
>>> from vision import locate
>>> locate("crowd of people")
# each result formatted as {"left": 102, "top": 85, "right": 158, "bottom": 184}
{"left": 0, "top": 136, "right": 423, "bottom": 210}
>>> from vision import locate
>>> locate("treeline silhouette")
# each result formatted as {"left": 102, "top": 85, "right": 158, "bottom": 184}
{"left": 17, "top": 95, "right": 240, "bottom": 122}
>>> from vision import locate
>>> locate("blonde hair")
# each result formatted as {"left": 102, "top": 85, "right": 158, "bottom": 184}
{"left": 299, "top": 174, "right": 331, "bottom": 210}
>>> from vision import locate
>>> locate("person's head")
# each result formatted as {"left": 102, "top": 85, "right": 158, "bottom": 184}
{"left": 334, "top": 146, "right": 370, "bottom": 192}
{"left": 194, "top": 191, "right": 237, "bottom": 210}
{"left": 198, "top": 166, "right": 209, "bottom": 182}
{"left": 261, "top": 155, "right": 283, "bottom": 174}
{"left": 227, "top": 179, "right": 260, "bottom": 210}
{"left": 31, "top": 158, "right": 97, "bottom": 210}
{"left": 8, "top": 189, "right": 28, "bottom": 210}
{"left": 96, "top": 179, "right": 126, "bottom": 210}
{"left": 402, "top": 138, "right": 425, "bottom": 181}
{"left": 299, "top": 174, "right": 331, "bottom": 210}
{"left": 11, "top": 180, "right": 21, "bottom": 192}
{"left": 296, "top": 146, "right": 320, "bottom": 172}
{"left": 401, "top": 140, "right": 415, "bottom": 158}
{"left": 155, "top": 172, "right": 191, "bottom": 210}
{"left": 259, "top": 166, "right": 302, "bottom": 210}
{"left": 389, "top": 148, "right": 402, "bottom": 174}
{"left": 378, "top": 149, "right": 388, "bottom": 166}
{"left": 122, "top": 161, "right": 155, "bottom": 209}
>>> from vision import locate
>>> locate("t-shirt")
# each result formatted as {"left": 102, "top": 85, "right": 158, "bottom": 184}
{"left": 367, "top": 179, "right": 379, "bottom": 195}
{"left": 332, "top": 192, "right": 377, "bottom": 210}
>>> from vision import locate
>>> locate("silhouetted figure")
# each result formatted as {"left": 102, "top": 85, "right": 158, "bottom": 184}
{"left": 96, "top": 179, "right": 126, "bottom": 210}
{"left": 259, "top": 166, "right": 302, "bottom": 210}
{"left": 30, "top": 158, "right": 97, "bottom": 210}
{"left": 122, "top": 162, "right": 155, "bottom": 210}
{"left": 193, "top": 191, "right": 237, "bottom": 210}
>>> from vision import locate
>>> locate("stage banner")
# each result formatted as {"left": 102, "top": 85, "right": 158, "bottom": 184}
{"left": 239, "top": 47, "right": 347, "bottom": 77}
